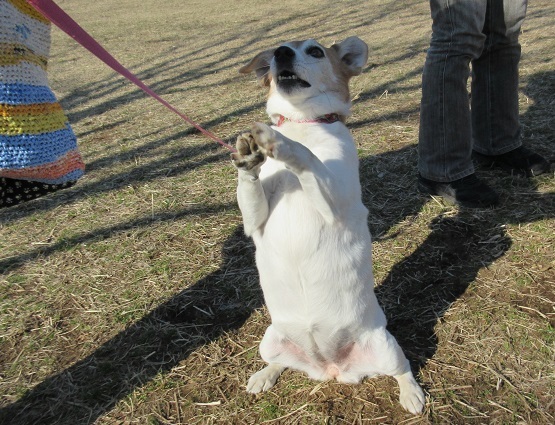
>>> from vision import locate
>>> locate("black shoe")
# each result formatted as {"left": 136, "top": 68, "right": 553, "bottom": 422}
{"left": 474, "top": 146, "right": 550, "bottom": 177}
{"left": 418, "top": 174, "right": 499, "bottom": 208}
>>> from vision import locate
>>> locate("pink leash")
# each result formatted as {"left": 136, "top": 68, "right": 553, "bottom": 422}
{"left": 26, "top": 0, "right": 236, "bottom": 152}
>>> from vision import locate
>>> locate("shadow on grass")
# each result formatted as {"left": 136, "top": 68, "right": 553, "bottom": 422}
{"left": 3, "top": 148, "right": 552, "bottom": 425}
{"left": 365, "top": 70, "right": 555, "bottom": 378}
{"left": 0, "top": 146, "right": 555, "bottom": 424}
{"left": 0, "top": 225, "right": 262, "bottom": 425}
{"left": 1, "top": 49, "right": 552, "bottom": 425}
{"left": 0, "top": 202, "right": 233, "bottom": 274}
{"left": 375, "top": 165, "right": 554, "bottom": 382}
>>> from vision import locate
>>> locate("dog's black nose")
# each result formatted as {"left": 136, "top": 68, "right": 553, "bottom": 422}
{"left": 274, "top": 46, "right": 295, "bottom": 63}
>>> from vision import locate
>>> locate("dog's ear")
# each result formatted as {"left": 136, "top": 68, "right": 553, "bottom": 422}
{"left": 331, "top": 36, "right": 369, "bottom": 77}
{"left": 239, "top": 49, "right": 274, "bottom": 87}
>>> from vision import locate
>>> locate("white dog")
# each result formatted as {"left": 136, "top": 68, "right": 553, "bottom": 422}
{"left": 232, "top": 37, "right": 425, "bottom": 414}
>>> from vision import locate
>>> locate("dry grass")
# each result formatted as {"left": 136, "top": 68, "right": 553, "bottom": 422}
{"left": 1, "top": 0, "right": 554, "bottom": 423}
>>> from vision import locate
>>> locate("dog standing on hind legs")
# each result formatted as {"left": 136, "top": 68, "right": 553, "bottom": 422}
{"left": 231, "top": 36, "right": 425, "bottom": 414}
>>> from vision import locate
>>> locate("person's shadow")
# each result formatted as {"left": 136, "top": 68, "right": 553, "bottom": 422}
{"left": 367, "top": 69, "right": 555, "bottom": 376}
{"left": 1, "top": 71, "right": 553, "bottom": 425}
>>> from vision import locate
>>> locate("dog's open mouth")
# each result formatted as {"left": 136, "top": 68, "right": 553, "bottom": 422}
{"left": 276, "top": 70, "right": 311, "bottom": 90}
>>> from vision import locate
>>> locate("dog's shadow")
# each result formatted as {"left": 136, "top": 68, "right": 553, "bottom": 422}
{"left": 374, "top": 201, "right": 512, "bottom": 367}
{"left": 0, "top": 225, "right": 263, "bottom": 425}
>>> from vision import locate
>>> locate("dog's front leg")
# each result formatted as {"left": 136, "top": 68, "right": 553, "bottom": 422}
{"left": 231, "top": 132, "right": 269, "bottom": 236}
{"left": 251, "top": 123, "right": 338, "bottom": 223}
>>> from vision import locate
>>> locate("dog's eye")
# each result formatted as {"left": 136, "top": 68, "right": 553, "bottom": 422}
{"left": 306, "top": 46, "right": 324, "bottom": 59}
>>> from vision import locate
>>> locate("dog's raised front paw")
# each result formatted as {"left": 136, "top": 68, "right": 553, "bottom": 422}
{"left": 246, "top": 364, "right": 284, "bottom": 393}
{"left": 251, "top": 122, "right": 296, "bottom": 166}
{"left": 231, "top": 131, "right": 266, "bottom": 171}
{"left": 250, "top": 122, "right": 279, "bottom": 158}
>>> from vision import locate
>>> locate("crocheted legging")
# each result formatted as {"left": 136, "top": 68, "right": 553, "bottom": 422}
{"left": 1, "top": 0, "right": 84, "bottom": 206}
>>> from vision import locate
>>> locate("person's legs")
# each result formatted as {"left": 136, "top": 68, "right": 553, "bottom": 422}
{"left": 471, "top": 0, "right": 549, "bottom": 176}
{"left": 471, "top": 0, "right": 527, "bottom": 155}
{"left": 419, "top": 0, "right": 487, "bottom": 182}
{"left": 418, "top": 0, "right": 500, "bottom": 207}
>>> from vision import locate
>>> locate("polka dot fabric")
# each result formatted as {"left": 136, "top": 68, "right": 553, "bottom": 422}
{"left": 0, "top": 176, "right": 74, "bottom": 207}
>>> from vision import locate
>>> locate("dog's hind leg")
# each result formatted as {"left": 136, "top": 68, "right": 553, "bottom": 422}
{"left": 395, "top": 370, "right": 426, "bottom": 414}
{"left": 376, "top": 332, "right": 425, "bottom": 414}
{"left": 246, "top": 363, "right": 285, "bottom": 393}
{"left": 373, "top": 330, "right": 425, "bottom": 414}
{"left": 337, "top": 329, "right": 425, "bottom": 414}
{"left": 247, "top": 325, "right": 291, "bottom": 393}
{"left": 247, "top": 325, "right": 332, "bottom": 393}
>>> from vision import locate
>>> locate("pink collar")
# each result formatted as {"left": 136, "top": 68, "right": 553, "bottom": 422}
{"left": 276, "top": 113, "right": 341, "bottom": 127}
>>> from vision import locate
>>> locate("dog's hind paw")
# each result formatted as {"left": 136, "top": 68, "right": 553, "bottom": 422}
{"left": 231, "top": 131, "right": 267, "bottom": 171}
{"left": 246, "top": 364, "right": 285, "bottom": 393}
{"left": 397, "top": 372, "right": 426, "bottom": 414}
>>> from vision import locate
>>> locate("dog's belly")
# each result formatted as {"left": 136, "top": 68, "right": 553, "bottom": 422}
{"left": 253, "top": 170, "right": 389, "bottom": 377}
{"left": 253, "top": 188, "right": 380, "bottom": 314}
{"left": 259, "top": 325, "right": 393, "bottom": 383}
{"left": 254, "top": 216, "right": 385, "bottom": 333}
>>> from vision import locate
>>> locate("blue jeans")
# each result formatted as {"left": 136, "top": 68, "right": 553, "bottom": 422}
{"left": 418, "top": 0, "right": 528, "bottom": 182}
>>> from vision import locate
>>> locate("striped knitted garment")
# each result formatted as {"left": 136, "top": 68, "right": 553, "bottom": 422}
{"left": 0, "top": 0, "right": 84, "bottom": 192}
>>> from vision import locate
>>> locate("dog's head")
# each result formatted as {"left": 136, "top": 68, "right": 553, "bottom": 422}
{"left": 239, "top": 37, "right": 368, "bottom": 120}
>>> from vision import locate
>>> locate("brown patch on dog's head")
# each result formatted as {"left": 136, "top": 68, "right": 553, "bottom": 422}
{"left": 240, "top": 37, "right": 368, "bottom": 118}
{"left": 326, "top": 37, "right": 369, "bottom": 101}
{"left": 239, "top": 49, "right": 274, "bottom": 87}
{"left": 239, "top": 37, "right": 368, "bottom": 94}
{"left": 329, "top": 37, "right": 368, "bottom": 78}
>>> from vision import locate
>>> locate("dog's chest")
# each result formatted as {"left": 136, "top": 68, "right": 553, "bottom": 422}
{"left": 275, "top": 123, "right": 344, "bottom": 148}
{"left": 259, "top": 161, "right": 325, "bottom": 243}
